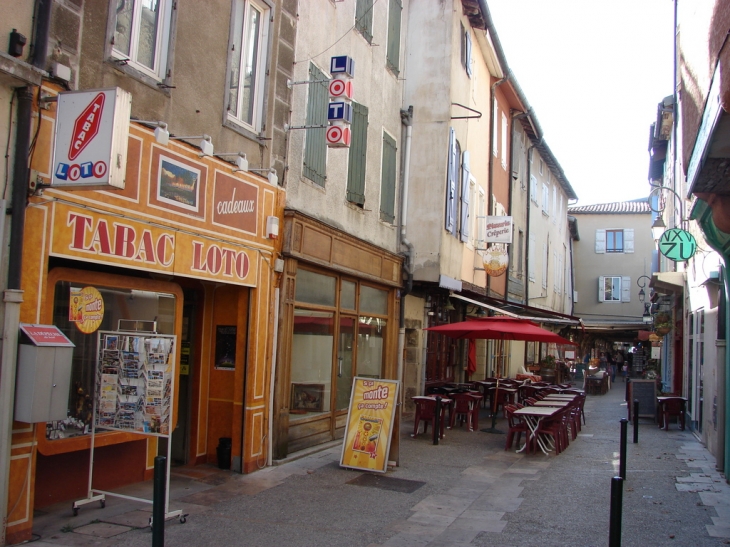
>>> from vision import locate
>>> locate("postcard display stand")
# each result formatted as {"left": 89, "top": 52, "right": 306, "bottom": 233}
{"left": 73, "top": 331, "right": 185, "bottom": 524}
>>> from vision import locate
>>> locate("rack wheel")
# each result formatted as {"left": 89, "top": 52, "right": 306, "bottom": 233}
{"left": 148, "top": 517, "right": 153, "bottom": 528}
{"left": 179, "top": 515, "right": 187, "bottom": 524}
{"left": 72, "top": 506, "right": 78, "bottom": 517}
{"left": 100, "top": 500, "right": 105, "bottom": 509}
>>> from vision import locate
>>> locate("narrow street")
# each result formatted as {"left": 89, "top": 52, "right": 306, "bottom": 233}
{"left": 30, "top": 382, "right": 730, "bottom": 547}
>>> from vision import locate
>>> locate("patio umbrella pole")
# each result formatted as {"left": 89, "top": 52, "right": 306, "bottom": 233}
{"left": 481, "top": 378, "right": 504, "bottom": 434}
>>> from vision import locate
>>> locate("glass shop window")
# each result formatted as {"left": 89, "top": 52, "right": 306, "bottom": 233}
{"left": 47, "top": 281, "right": 176, "bottom": 440}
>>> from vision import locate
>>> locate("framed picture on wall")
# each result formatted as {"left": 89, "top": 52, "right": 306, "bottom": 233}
{"left": 215, "top": 325, "right": 236, "bottom": 370}
{"left": 290, "top": 383, "right": 324, "bottom": 412}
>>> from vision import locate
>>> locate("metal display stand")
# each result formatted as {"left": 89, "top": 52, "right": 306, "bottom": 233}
{"left": 73, "top": 329, "right": 185, "bottom": 525}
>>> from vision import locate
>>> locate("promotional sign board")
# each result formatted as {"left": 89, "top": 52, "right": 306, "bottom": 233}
{"left": 484, "top": 216, "right": 513, "bottom": 243}
{"left": 51, "top": 87, "right": 131, "bottom": 189}
{"left": 340, "top": 377, "right": 399, "bottom": 473}
{"left": 658, "top": 228, "right": 697, "bottom": 261}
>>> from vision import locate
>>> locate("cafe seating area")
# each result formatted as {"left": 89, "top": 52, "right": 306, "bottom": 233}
{"left": 411, "top": 379, "right": 586, "bottom": 456}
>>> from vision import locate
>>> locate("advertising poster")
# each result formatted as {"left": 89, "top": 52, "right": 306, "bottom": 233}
{"left": 340, "top": 377, "right": 399, "bottom": 473}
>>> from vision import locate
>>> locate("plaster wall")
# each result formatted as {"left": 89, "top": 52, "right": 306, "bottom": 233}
{"left": 572, "top": 212, "right": 653, "bottom": 321}
{"left": 525, "top": 148, "right": 574, "bottom": 315}
{"left": 285, "top": 0, "right": 405, "bottom": 252}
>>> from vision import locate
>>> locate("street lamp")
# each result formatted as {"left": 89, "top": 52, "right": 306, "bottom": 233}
{"left": 648, "top": 184, "right": 686, "bottom": 239}
{"left": 637, "top": 275, "right": 653, "bottom": 323}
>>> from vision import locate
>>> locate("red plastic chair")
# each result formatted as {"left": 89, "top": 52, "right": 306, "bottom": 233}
{"left": 412, "top": 398, "right": 448, "bottom": 440}
{"left": 450, "top": 393, "right": 475, "bottom": 431}
{"left": 504, "top": 404, "right": 530, "bottom": 451}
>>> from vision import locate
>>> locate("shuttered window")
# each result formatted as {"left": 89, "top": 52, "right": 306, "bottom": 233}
{"left": 356, "top": 0, "right": 374, "bottom": 43}
{"left": 303, "top": 63, "right": 328, "bottom": 186}
{"left": 380, "top": 131, "right": 397, "bottom": 223}
{"left": 445, "top": 128, "right": 457, "bottom": 234}
{"left": 598, "top": 276, "right": 630, "bottom": 302}
{"left": 460, "top": 150, "right": 470, "bottom": 242}
{"left": 528, "top": 233, "right": 535, "bottom": 281}
{"left": 386, "top": 0, "right": 402, "bottom": 74}
{"left": 347, "top": 102, "right": 368, "bottom": 205}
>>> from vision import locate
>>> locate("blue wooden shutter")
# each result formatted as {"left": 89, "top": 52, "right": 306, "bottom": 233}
{"left": 302, "top": 63, "right": 328, "bottom": 186}
{"left": 460, "top": 150, "right": 470, "bottom": 242}
{"left": 445, "top": 128, "right": 456, "bottom": 233}
{"left": 380, "top": 132, "right": 397, "bottom": 223}
{"left": 347, "top": 102, "right": 368, "bottom": 205}
{"left": 386, "top": 0, "right": 402, "bottom": 73}
{"left": 465, "top": 30, "right": 472, "bottom": 77}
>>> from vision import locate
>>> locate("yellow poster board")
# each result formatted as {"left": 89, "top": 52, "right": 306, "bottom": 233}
{"left": 340, "top": 377, "right": 399, "bottom": 473}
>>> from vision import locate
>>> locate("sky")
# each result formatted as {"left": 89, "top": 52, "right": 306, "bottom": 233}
{"left": 487, "top": 0, "right": 675, "bottom": 206}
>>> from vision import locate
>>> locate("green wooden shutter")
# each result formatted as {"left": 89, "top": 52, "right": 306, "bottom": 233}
{"left": 380, "top": 132, "right": 397, "bottom": 223}
{"left": 355, "top": 0, "right": 374, "bottom": 43}
{"left": 386, "top": 0, "right": 402, "bottom": 73}
{"left": 347, "top": 102, "right": 368, "bottom": 205}
{"left": 302, "top": 63, "right": 328, "bottom": 186}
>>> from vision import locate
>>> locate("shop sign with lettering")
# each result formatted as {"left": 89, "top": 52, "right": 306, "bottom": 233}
{"left": 51, "top": 88, "right": 131, "bottom": 189}
{"left": 658, "top": 228, "right": 697, "bottom": 261}
{"left": 212, "top": 172, "right": 258, "bottom": 234}
{"left": 51, "top": 203, "right": 258, "bottom": 286}
{"left": 484, "top": 216, "right": 513, "bottom": 243}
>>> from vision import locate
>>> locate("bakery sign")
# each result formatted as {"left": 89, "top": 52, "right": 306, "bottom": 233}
{"left": 51, "top": 87, "right": 131, "bottom": 189}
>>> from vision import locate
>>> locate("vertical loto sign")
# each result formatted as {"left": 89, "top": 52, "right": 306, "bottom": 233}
{"left": 326, "top": 56, "right": 355, "bottom": 148}
{"left": 51, "top": 87, "right": 132, "bottom": 189}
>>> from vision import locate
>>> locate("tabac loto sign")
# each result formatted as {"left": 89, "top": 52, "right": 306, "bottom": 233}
{"left": 51, "top": 88, "right": 131, "bottom": 189}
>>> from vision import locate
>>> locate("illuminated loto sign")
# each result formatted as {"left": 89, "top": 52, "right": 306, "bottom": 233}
{"left": 483, "top": 216, "right": 513, "bottom": 243}
{"left": 326, "top": 55, "right": 354, "bottom": 149}
{"left": 51, "top": 87, "right": 131, "bottom": 189}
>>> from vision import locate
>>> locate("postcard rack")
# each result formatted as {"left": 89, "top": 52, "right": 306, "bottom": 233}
{"left": 73, "top": 330, "right": 185, "bottom": 524}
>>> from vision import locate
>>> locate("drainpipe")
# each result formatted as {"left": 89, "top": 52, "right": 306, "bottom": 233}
{"left": 1, "top": 2, "right": 51, "bottom": 542}
{"left": 487, "top": 75, "right": 508, "bottom": 297}
{"left": 398, "top": 107, "right": 414, "bottom": 396}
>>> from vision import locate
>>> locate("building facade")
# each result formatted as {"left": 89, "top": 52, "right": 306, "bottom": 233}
{"left": 1, "top": 1, "right": 293, "bottom": 542}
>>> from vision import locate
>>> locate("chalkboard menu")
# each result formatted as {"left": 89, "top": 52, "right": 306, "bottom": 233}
{"left": 629, "top": 379, "right": 657, "bottom": 420}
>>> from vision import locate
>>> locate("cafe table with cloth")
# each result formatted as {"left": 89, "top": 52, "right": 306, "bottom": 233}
{"left": 513, "top": 406, "right": 561, "bottom": 455}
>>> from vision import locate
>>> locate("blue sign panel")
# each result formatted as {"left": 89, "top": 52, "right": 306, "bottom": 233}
{"left": 327, "top": 102, "right": 353, "bottom": 124}
{"left": 330, "top": 56, "right": 355, "bottom": 78}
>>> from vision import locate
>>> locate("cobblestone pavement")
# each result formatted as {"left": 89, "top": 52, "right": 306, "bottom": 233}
{"left": 27, "top": 382, "right": 730, "bottom": 547}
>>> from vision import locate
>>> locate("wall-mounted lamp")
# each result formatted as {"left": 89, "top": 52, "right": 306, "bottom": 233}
{"left": 215, "top": 152, "right": 248, "bottom": 173}
{"left": 133, "top": 120, "right": 170, "bottom": 145}
{"left": 249, "top": 168, "right": 278, "bottom": 186}
{"left": 443, "top": 299, "right": 455, "bottom": 312}
{"left": 475, "top": 307, "right": 487, "bottom": 317}
{"left": 651, "top": 215, "right": 667, "bottom": 241}
{"left": 637, "top": 275, "right": 652, "bottom": 303}
{"left": 169, "top": 134, "right": 213, "bottom": 157}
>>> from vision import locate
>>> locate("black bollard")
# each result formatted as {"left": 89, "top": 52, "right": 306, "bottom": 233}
{"left": 434, "top": 396, "right": 442, "bottom": 445}
{"left": 619, "top": 419, "right": 628, "bottom": 480}
{"left": 633, "top": 400, "right": 639, "bottom": 444}
{"left": 609, "top": 476, "right": 624, "bottom": 547}
{"left": 152, "top": 456, "right": 166, "bottom": 547}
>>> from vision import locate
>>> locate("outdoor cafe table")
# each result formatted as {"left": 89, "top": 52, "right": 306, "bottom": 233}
{"left": 411, "top": 396, "right": 453, "bottom": 442}
{"left": 513, "top": 406, "right": 560, "bottom": 455}
{"left": 543, "top": 394, "right": 576, "bottom": 400}
{"left": 532, "top": 399, "right": 570, "bottom": 407}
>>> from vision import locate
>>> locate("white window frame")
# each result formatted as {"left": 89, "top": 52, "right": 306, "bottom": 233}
{"left": 598, "top": 276, "right": 631, "bottom": 302}
{"left": 530, "top": 174, "right": 537, "bottom": 203}
{"left": 109, "top": 0, "right": 174, "bottom": 82}
{"left": 542, "top": 183, "right": 550, "bottom": 215}
{"left": 552, "top": 185, "right": 557, "bottom": 224}
{"left": 539, "top": 159, "right": 544, "bottom": 175}
{"left": 226, "top": 0, "right": 271, "bottom": 133}
{"left": 501, "top": 112, "right": 508, "bottom": 169}
{"left": 493, "top": 103, "right": 499, "bottom": 156}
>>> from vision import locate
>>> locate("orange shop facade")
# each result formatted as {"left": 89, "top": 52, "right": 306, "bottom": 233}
{"left": 6, "top": 94, "right": 283, "bottom": 543}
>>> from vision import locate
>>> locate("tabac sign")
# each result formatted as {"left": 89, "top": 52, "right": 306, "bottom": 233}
{"left": 51, "top": 88, "right": 131, "bottom": 189}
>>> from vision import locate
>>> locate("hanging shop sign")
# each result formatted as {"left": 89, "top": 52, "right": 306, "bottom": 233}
{"left": 51, "top": 87, "right": 131, "bottom": 189}
{"left": 340, "top": 377, "right": 399, "bottom": 473}
{"left": 484, "top": 216, "right": 513, "bottom": 243}
{"left": 658, "top": 228, "right": 697, "bottom": 261}
{"left": 326, "top": 55, "right": 355, "bottom": 149}
{"left": 70, "top": 286, "right": 105, "bottom": 334}
{"left": 483, "top": 246, "right": 509, "bottom": 277}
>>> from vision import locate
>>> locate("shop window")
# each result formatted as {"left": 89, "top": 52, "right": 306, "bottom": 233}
{"left": 111, "top": 0, "right": 174, "bottom": 83}
{"left": 357, "top": 316, "right": 386, "bottom": 377}
{"left": 47, "top": 281, "right": 176, "bottom": 440}
{"left": 295, "top": 269, "right": 336, "bottom": 306}
{"left": 290, "top": 310, "right": 334, "bottom": 417}
{"left": 340, "top": 280, "right": 356, "bottom": 310}
{"left": 360, "top": 285, "right": 387, "bottom": 315}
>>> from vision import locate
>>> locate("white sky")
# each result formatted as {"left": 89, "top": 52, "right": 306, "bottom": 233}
{"left": 487, "top": 0, "right": 675, "bottom": 206}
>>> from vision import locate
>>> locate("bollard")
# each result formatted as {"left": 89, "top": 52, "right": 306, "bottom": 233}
{"left": 434, "top": 396, "right": 442, "bottom": 445}
{"left": 633, "top": 400, "right": 639, "bottom": 443}
{"left": 619, "top": 418, "right": 628, "bottom": 480}
{"left": 152, "top": 456, "right": 166, "bottom": 547}
{"left": 609, "top": 476, "right": 624, "bottom": 547}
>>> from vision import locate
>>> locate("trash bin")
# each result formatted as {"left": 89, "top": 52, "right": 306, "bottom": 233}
{"left": 216, "top": 437, "right": 232, "bottom": 469}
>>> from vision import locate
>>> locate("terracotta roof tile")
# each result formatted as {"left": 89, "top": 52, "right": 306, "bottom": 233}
{"left": 567, "top": 198, "right": 650, "bottom": 214}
